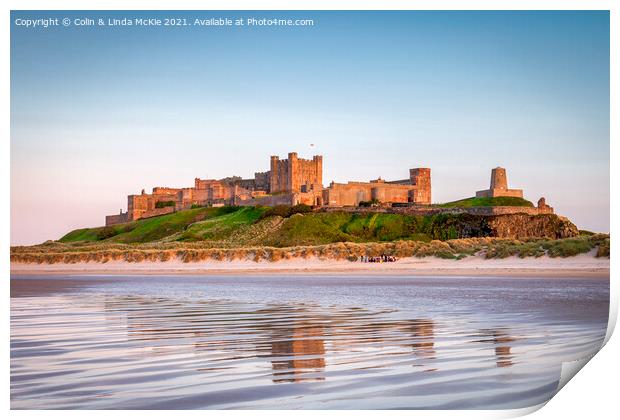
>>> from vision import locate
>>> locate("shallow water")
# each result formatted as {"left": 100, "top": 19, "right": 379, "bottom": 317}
{"left": 11, "top": 275, "right": 609, "bottom": 409}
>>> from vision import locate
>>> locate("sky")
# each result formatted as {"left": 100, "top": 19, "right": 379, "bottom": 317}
{"left": 11, "top": 10, "right": 610, "bottom": 245}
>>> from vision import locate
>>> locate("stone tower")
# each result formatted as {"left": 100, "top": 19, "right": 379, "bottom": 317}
{"left": 490, "top": 167, "right": 508, "bottom": 191}
{"left": 409, "top": 168, "right": 432, "bottom": 204}
{"left": 269, "top": 152, "right": 323, "bottom": 194}
{"left": 476, "top": 167, "right": 523, "bottom": 198}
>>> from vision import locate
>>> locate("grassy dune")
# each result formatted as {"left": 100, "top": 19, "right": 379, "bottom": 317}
{"left": 25, "top": 205, "right": 605, "bottom": 265}
{"left": 60, "top": 207, "right": 244, "bottom": 243}
{"left": 61, "top": 206, "right": 535, "bottom": 247}
{"left": 57, "top": 206, "right": 585, "bottom": 247}
{"left": 60, "top": 206, "right": 443, "bottom": 246}
{"left": 173, "top": 207, "right": 268, "bottom": 242}
{"left": 10, "top": 234, "right": 609, "bottom": 264}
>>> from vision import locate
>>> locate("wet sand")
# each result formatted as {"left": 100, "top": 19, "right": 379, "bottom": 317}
{"left": 10, "top": 252, "right": 609, "bottom": 278}
{"left": 11, "top": 274, "right": 609, "bottom": 409}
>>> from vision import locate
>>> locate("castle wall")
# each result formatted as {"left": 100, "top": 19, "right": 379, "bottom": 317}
{"left": 476, "top": 188, "right": 523, "bottom": 198}
{"left": 140, "top": 206, "right": 176, "bottom": 219}
{"left": 387, "top": 179, "right": 411, "bottom": 185}
{"left": 395, "top": 205, "right": 553, "bottom": 216}
{"left": 127, "top": 194, "right": 153, "bottom": 221}
{"left": 177, "top": 188, "right": 194, "bottom": 209}
{"left": 254, "top": 171, "right": 270, "bottom": 191}
{"left": 235, "top": 190, "right": 322, "bottom": 207}
{"left": 371, "top": 183, "right": 413, "bottom": 204}
{"left": 319, "top": 205, "right": 553, "bottom": 217}
{"left": 194, "top": 178, "right": 214, "bottom": 190}
{"left": 105, "top": 212, "right": 129, "bottom": 226}
{"left": 191, "top": 188, "right": 209, "bottom": 205}
{"left": 235, "top": 193, "right": 295, "bottom": 207}
{"left": 323, "top": 168, "right": 431, "bottom": 207}
{"left": 152, "top": 187, "right": 181, "bottom": 195}
{"left": 233, "top": 185, "right": 254, "bottom": 202}
{"left": 323, "top": 181, "right": 418, "bottom": 207}
{"left": 323, "top": 182, "right": 372, "bottom": 207}
{"left": 294, "top": 190, "right": 323, "bottom": 206}
{"left": 152, "top": 191, "right": 179, "bottom": 210}
{"left": 238, "top": 179, "right": 256, "bottom": 190}
{"left": 206, "top": 182, "right": 229, "bottom": 202}
{"left": 125, "top": 188, "right": 185, "bottom": 222}
{"left": 194, "top": 178, "right": 243, "bottom": 206}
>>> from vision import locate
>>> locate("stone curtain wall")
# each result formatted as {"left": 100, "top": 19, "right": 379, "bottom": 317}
{"left": 253, "top": 171, "right": 270, "bottom": 192}
{"left": 105, "top": 212, "right": 128, "bottom": 226}
{"left": 322, "top": 170, "right": 432, "bottom": 207}
{"left": 236, "top": 193, "right": 295, "bottom": 207}
{"left": 138, "top": 206, "right": 175, "bottom": 219}
{"left": 319, "top": 205, "right": 554, "bottom": 217}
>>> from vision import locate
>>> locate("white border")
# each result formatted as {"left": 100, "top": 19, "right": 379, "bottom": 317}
{"left": 3, "top": 1, "right": 617, "bottom": 419}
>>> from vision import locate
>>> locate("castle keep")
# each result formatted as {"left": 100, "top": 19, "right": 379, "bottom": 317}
{"left": 269, "top": 153, "right": 323, "bottom": 194}
{"left": 105, "top": 152, "right": 432, "bottom": 226}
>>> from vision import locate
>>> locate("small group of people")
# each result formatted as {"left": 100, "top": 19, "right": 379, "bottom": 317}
{"left": 360, "top": 254, "right": 397, "bottom": 263}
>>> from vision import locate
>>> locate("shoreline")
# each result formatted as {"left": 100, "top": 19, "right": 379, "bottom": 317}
{"left": 11, "top": 253, "right": 610, "bottom": 278}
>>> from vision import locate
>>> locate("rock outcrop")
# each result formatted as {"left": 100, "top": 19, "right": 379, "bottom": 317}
{"left": 427, "top": 213, "right": 579, "bottom": 240}
{"left": 487, "top": 214, "right": 578, "bottom": 239}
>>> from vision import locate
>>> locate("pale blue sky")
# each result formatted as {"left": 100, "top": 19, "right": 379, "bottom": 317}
{"left": 11, "top": 11, "right": 609, "bottom": 244}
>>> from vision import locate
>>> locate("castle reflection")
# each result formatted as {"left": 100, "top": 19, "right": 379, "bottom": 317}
{"left": 102, "top": 296, "right": 516, "bottom": 385}
{"left": 408, "top": 319, "right": 436, "bottom": 359}
{"left": 269, "top": 324, "right": 326, "bottom": 383}
{"left": 491, "top": 330, "right": 515, "bottom": 368}
{"left": 473, "top": 328, "right": 516, "bottom": 368}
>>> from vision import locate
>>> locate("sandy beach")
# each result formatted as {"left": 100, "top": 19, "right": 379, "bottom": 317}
{"left": 10, "top": 251, "right": 610, "bottom": 277}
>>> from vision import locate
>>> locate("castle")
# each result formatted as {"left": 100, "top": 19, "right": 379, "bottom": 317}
{"left": 105, "top": 152, "right": 432, "bottom": 225}
{"left": 105, "top": 153, "right": 552, "bottom": 226}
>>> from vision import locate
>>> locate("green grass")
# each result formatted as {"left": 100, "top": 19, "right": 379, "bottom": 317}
{"left": 265, "top": 212, "right": 437, "bottom": 247}
{"left": 483, "top": 235, "right": 609, "bottom": 259}
{"left": 341, "top": 213, "right": 421, "bottom": 241}
{"left": 58, "top": 204, "right": 576, "bottom": 249}
{"left": 266, "top": 212, "right": 356, "bottom": 246}
{"left": 543, "top": 237, "right": 597, "bottom": 258}
{"left": 437, "top": 196, "right": 534, "bottom": 208}
{"left": 176, "top": 206, "right": 268, "bottom": 241}
{"left": 59, "top": 206, "right": 240, "bottom": 244}
{"left": 80, "top": 209, "right": 437, "bottom": 248}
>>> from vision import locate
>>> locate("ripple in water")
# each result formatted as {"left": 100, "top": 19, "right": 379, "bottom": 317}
{"left": 10, "top": 275, "right": 608, "bottom": 409}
